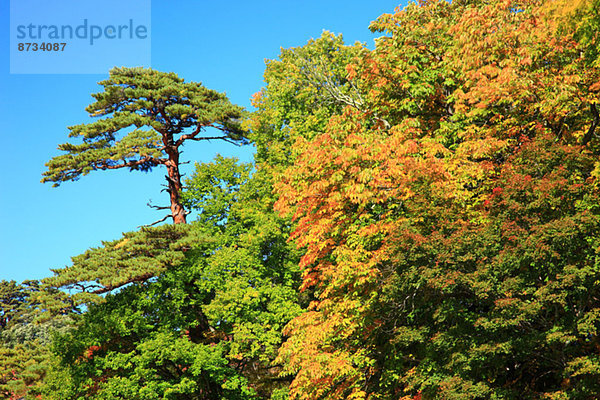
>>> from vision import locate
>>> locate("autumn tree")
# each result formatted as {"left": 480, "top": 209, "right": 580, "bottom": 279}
{"left": 273, "top": 0, "right": 600, "bottom": 399}
{"left": 42, "top": 67, "right": 246, "bottom": 224}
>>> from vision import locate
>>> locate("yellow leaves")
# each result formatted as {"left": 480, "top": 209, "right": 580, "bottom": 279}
{"left": 114, "top": 238, "right": 130, "bottom": 249}
{"left": 456, "top": 137, "right": 509, "bottom": 160}
{"left": 546, "top": 330, "right": 577, "bottom": 346}
{"left": 541, "top": 0, "right": 589, "bottom": 34}
{"left": 590, "top": 161, "right": 600, "bottom": 185}
{"left": 347, "top": 389, "right": 368, "bottom": 400}
{"left": 565, "top": 356, "right": 600, "bottom": 377}
{"left": 277, "top": 307, "right": 366, "bottom": 398}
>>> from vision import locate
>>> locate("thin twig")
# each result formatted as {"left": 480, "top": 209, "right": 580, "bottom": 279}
{"left": 139, "top": 214, "right": 173, "bottom": 228}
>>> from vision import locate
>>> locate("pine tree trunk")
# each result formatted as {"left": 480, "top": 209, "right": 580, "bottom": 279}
{"left": 165, "top": 145, "right": 187, "bottom": 224}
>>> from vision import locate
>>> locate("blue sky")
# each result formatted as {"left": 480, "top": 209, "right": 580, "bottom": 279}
{"left": 0, "top": 0, "right": 403, "bottom": 283}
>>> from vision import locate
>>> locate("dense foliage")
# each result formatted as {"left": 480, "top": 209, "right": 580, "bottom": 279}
{"left": 5, "top": 0, "right": 600, "bottom": 399}
{"left": 273, "top": 1, "right": 600, "bottom": 398}
{"left": 40, "top": 155, "right": 303, "bottom": 399}
{"left": 0, "top": 281, "right": 73, "bottom": 399}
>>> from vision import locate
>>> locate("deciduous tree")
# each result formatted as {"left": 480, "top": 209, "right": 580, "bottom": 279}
{"left": 274, "top": 0, "right": 600, "bottom": 398}
{"left": 43, "top": 157, "right": 303, "bottom": 399}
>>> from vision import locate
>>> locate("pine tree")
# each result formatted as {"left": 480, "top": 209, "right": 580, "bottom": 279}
{"left": 42, "top": 67, "right": 246, "bottom": 224}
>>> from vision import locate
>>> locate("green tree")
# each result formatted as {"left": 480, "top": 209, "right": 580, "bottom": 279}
{"left": 0, "top": 280, "right": 73, "bottom": 399}
{"left": 42, "top": 67, "right": 246, "bottom": 224}
{"left": 43, "top": 156, "right": 303, "bottom": 399}
{"left": 248, "top": 31, "right": 365, "bottom": 168}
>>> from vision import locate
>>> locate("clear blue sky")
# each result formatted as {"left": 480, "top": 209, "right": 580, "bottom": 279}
{"left": 0, "top": 0, "right": 403, "bottom": 283}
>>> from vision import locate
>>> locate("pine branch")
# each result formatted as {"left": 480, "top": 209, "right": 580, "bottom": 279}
{"left": 90, "top": 272, "right": 156, "bottom": 294}
{"left": 139, "top": 214, "right": 173, "bottom": 228}
{"left": 94, "top": 155, "right": 166, "bottom": 170}
{"left": 187, "top": 136, "right": 243, "bottom": 146}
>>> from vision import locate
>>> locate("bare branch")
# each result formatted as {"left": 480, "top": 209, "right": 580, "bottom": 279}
{"left": 90, "top": 272, "right": 156, "bottom": 294}
{"left": 174, "top": 123, "right": 204, "bottom": 147}
{"left": 146, "top": 201, "right": 171, "bottom": 210}
{"left": 176, "top": 134, "right": 237, "bottom": 147}
{"left": 296, "top": 55, "right": 391, "bottom": 129}
{"left": 164, "top": 174, "right": 178, "bottom": 185}
{"left": 139, "top": 214, "right": 173, "bottom": 228}
{"left": 157, "top": 104, "right": 172, "bottom": 133}
{"left": 191, "top": 136, "right": 243, "bottom": 146}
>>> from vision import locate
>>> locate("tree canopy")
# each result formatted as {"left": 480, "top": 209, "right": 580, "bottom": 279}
{"left": 41, "top": 156, "right": 303, "bottom": 399}
{"left": 42, "top": 67, "right": 246, "bottom": 224}
{"left": 272, "top": 0, "right": 600, "bottom": 398}
{"left": 12, "top": 0, "right": 600, "bottom": 399}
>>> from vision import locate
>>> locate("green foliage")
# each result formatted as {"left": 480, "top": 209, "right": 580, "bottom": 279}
{"left": 42, "top": 67, "right": 245, "bottom": 186}
{"left": 42, "top": 67, "right": 247, "bottom": 224}
{"left": 181, "top": 155, "right": 252, "bottom": 227}
{"left": 248, "top": 31, "right": 365, "bottom": 167}
{"left": 26, "top": 2, "right": 600, "bottom": 399}
{"left": 0, "top": 281, "right": 73, "bottom": 399}
{"left": 45, "top": 264, "right": 257, "bottom": 400}
{"left": 43, "top": 155, "right": 303, "bottom": 399}
{"left": 43, "top": 224, "right": 212, "bottom": 299}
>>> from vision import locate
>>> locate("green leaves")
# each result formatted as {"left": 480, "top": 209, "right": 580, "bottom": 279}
{"left": 42, "top": 67, "right": 248, "bottom": 224}
{"left": 42, "top": 154, "right": 303, "bottom": 399}
{"left": 182, "top": 155, "right": 252, "bottom": 228}
{"left": 0, "top": 280, "right": 74, "bottom": 399}
{"left": 44, "top": 224, "right": 213, "bottom": 299}
{"left": 248, "top": 32, "right": 365, "bottom": 168}
{"left": 27, "top": 2, "right": 600, "bottom": 399}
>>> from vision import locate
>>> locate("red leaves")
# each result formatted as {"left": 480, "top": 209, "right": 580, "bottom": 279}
{"left": 83, "top": 345, "right": 101, "bottom": 360}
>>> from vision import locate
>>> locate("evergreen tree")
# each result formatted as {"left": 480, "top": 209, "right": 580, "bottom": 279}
{"left": 42, "top": 67, "right": 246, "bottom": 224}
